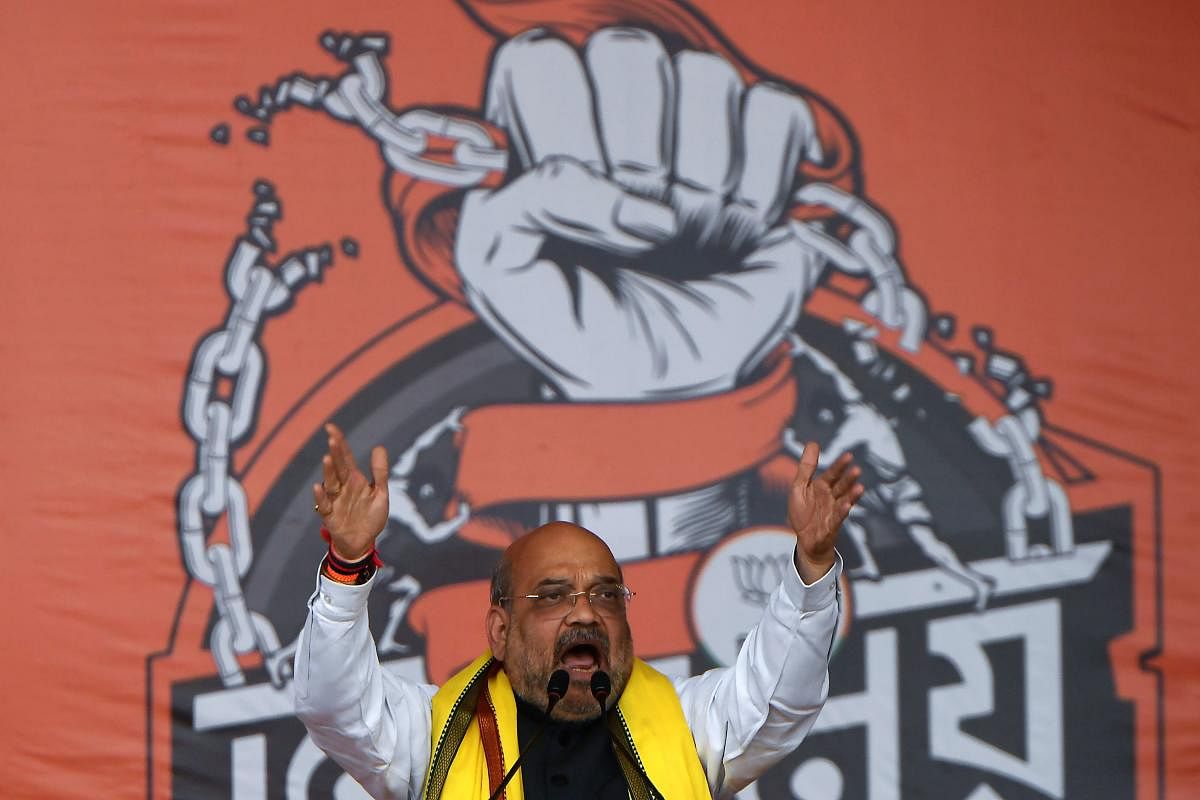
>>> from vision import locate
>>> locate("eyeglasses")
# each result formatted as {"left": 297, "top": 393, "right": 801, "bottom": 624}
{"left": 499, "top": 583, "right": 635, "bottom": 616}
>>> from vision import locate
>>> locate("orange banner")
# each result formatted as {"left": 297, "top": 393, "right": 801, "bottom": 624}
{"left": 2, "top": 1, "right": 1197, "bottom": 798}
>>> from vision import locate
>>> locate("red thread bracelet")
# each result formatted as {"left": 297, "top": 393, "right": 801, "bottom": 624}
{"left": 320, "top": 527, "right": 384, "bottom": 567}
{"left": 319, "top": 528, "right": 383, "bottom": 585}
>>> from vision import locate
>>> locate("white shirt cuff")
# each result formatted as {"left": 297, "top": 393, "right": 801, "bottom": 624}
{"left": 781, "top": 549, "right": 842, "bottom": 614}
{"left": 309, "top": 567, "right": 378, "bottom": 622}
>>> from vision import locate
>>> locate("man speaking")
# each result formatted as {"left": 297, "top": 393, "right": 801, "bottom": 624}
{"left": 295, "top": 423, "right": 863, "bottom": 798}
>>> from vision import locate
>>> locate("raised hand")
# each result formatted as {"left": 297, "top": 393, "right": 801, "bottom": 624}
{"left": 787, "top": 441, "right": 864, "bottom": 583}
{"left": 455, "top": 27, "right": 825, "bottom": 401}
{"left": 312, "top": 423, "right": 390, "bottom": 561}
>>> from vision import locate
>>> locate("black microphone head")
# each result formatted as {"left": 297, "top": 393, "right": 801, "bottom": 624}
{"left": 590, "top": 670, "right": 612, "bottom": 708}
{"left": 546, "top": 669, "right": 570, "bottom": 707}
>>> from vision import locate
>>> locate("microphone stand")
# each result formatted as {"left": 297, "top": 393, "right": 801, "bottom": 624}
{"left": 590, "top": 671, "right": 665, "bottom": 800}
{"left": 486, "top": 669, "right": 570, "bottom": 800}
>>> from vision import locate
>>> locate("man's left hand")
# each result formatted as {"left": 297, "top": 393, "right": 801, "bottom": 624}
{"left": 787, "top": 442, "right": 864, "bottom": 583}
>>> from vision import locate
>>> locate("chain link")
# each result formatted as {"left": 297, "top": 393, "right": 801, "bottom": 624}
{"left": 258, "top": 35, "right": 509, "bottom": 189}
{"left": 1003, "top": 479, "right": 1073, "bottom": 560}
{"left": 994, "top": 415, "right": 1050, "bottom": 517}
{"left": 968, "top": 409, "right": 1073, "bottom": 559}
{"left": 791, "top": 184, "right": 927, "bottom": 351}
{"left": 177, "top": 182, "right": 333, "bottom": 687}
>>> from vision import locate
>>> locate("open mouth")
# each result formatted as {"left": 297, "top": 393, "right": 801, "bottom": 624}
{"left": 558, "top": 642, "right": 603, "bottom": 674}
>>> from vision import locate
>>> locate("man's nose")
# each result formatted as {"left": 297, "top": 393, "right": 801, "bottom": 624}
{"left": 563, "top": 592, "right": 598, "bottom": 624}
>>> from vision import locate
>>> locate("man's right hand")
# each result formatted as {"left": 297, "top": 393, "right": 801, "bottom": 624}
{"left": 312, "top": 423, "right": 390, "bottom": 561}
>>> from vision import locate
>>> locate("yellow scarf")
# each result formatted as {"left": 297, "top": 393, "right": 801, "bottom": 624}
{"left": 423, "top": 653, "right": 711, "bottom": 799}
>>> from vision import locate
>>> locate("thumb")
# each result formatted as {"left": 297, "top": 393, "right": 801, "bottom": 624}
{"left": 474, "top": 156, "right": 678, "bottom": 259}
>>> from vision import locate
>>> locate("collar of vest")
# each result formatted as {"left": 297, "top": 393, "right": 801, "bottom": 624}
{"left": 423, "top": 653, "right": 712, "bottom": 799}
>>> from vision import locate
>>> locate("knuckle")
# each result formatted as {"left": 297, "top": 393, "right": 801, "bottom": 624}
{"left": 537, "top": 154, "right": 578, "bottom": 175}
{"left": 674, "top": 49, "right": 741, "bottom": 87}
{"left": 588, "top": 26, "right": 659, "bottom": 47}
{"left": 745, "top": 81, "right": 812, "bottom": 128}
{"left": 585, "top": 27, "right": 665, "bottom": 63}
{"left": 495, "top": 28, "right": 575, "bottom": 75}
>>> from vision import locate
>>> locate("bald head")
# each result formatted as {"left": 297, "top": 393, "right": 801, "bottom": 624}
{"left": 490, "top": 522, "right": 622, "bottom": 605}
{"left": 485, "top": 521, "right": 634, "bottom": 721}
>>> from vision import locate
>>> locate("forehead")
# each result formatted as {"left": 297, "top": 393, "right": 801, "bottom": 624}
{"left": 510, "top": 529, "right": 619, "bottom": 588}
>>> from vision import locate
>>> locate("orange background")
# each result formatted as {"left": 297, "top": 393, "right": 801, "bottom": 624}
{"left": 1, "top": 0, "right": 1197, "bottom": 796}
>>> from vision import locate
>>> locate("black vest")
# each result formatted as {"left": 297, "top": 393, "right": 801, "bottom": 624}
{"left": 515, "top": 697, "right": 629, "bottom": 800}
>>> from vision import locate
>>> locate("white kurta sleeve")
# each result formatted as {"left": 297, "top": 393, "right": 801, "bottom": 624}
{"left": 293, "top": 569, "right": 438, "bottom": 800}
{"left": 673, "top": 551, "right": 842, "bottom": 799}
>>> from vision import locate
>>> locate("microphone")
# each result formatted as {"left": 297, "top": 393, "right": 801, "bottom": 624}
{"left": 590, "top": 671, "right": 665, "bottom": 800}
{"left": 590, "top": 670, "right": 611, "bottom": 707}
{"left": 486, "top": 669, "right": 570, "bottom": 800}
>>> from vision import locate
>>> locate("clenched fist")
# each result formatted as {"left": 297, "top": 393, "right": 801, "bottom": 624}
{"left": 456, "top": 27, "right": 826, "bottom": 401}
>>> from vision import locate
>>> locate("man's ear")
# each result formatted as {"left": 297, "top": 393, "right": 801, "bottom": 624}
{"left": 486, "top": 605, "right": 509, "bottom": 660}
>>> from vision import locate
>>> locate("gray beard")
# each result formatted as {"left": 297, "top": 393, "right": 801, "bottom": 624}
{"left": 511, "top": 664, "right": 605, "bottom": 723}
{"left": 502, "top": 623, "right": 633, "bottom": 722}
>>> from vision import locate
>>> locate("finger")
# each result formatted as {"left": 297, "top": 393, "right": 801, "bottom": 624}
{"left": 830, "top": 464, "right": 862, "bottom": 497}
{"left": 728, "top": 83, "right": 816, "bottom": 241}
{"left": 369, "top": 445, "right": 389, "bottom": 492}
{"left": 837, "top": 485, "right": 867, "bottom": 518}
{"left": 312, "top": 483, "right": 331, "bottom": 517}
{"left": 485, "top": 29, "right": 604, "bottom": 171}
{"left": 466, "top": 156, "right": 678, "bottom": 260}
{"left": 326, "top": 423, "right": 359, "bottom": 483}
{"left": 323, "top": 423, "right": 347, "bottom": 484}
{"left": 671, "top": 51, "right": 743, "bottom": 244}
{"left": 793, "top": 440, "right": 820, "bottom": 485}
{"left": 744, "top": 223, "right": 824, "bottom": 297}
{"left": 322, "top": 454, "right": 340, "bottom": 493}
{"left": 830, "top": 460, "right": 859, "bottom": 496}
{"left": 585, "top": 28, "right": 674, "bottom": 200}
{"left": 819, "top": 451, "right": 854, "bottom": 486}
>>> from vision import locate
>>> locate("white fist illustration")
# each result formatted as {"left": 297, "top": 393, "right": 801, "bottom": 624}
{"left": 456, "top": 28, "right": 825, "bottom": 401}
